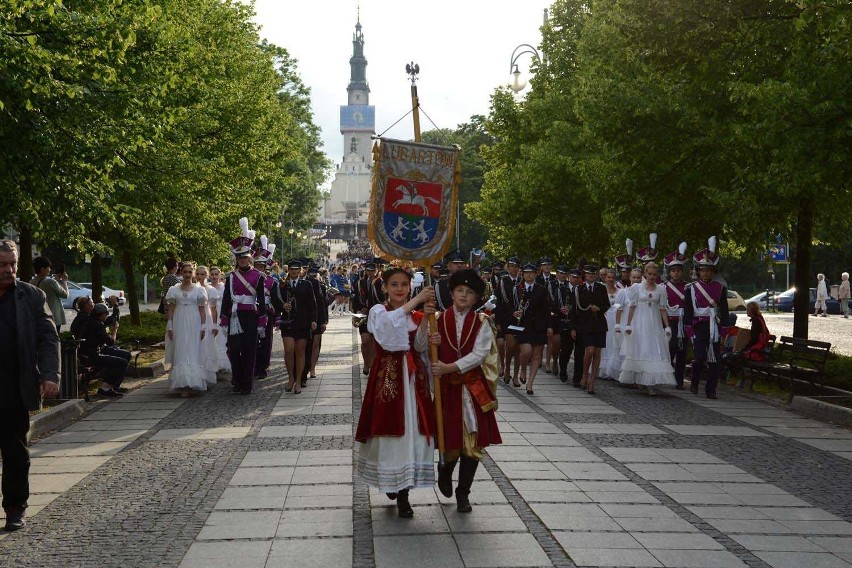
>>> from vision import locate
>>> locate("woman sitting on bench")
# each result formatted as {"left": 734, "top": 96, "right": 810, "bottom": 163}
{"left": 723, "top": 301, "right": 770, "bottom": 388}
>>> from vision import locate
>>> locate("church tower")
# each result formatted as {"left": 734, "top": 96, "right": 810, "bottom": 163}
{"left": 321, "top": 11, "right": 375, "bottom": 238}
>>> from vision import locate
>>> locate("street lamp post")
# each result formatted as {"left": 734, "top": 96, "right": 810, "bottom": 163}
{"left": 508, "top": 9, "right": 548, "bottom": 94}
{"left": 276, "top": 220, "right": 295, "bottom": 265}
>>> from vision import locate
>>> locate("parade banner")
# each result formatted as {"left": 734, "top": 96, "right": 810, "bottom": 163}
{"left": 368, "top": 138, "right": 461, "bottom": 264}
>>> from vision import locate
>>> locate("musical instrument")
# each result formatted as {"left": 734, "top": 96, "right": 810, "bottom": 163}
{"left": 352, "top": 313, "right": 368, "bottom": 327}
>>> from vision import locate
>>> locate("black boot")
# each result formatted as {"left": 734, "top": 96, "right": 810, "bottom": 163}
{"left": 456, "top": 456, "right": 478, "bottom": 513}
{"left": 437, "top": 459, "right": 458, "bottom": 498}
{"left": 396, "top": 489, "right": 413, "bottom": 518}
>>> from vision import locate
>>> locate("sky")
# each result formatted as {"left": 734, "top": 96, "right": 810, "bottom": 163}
{"left": 252, "top": 0, "right": 550, "bottom": 173}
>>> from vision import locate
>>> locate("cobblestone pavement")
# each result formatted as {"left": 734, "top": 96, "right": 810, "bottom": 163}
{"left": 2, "top": 316, "right": 852, "bottom": 567}
{"left": 763, "top": 313, "right": 852, "bottom": 356}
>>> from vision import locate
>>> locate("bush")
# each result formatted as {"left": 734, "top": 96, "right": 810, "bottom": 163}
{"left": 824, "top": 352, "right": 852, "bottom": 392}
{"left": 116, "top": 311, "right": 166, "bottom": 346}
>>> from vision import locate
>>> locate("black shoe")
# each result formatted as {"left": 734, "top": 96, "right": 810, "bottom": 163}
{"left": 706, "top": 393, "right": 718, "bottom": 400}
{"left": 503, "top": 374, "right": 510, "bottom": 384}
{"left": 437, "top": 459, "right": 458, "bottom": 498}
{"left": 386, "top": 492, "right": 398, "bottom": 501}
{"left": 301, "top": 379, "right": 307, "bottom": 388}
{"left": 526, "top": 389, "right": 534, "bottom": 395}
{"left": 572, "top": 381, "right": 582, "bottom": 388}
{"left": 520, "top": 376, "right": 527, "bottom": 384}
{"left": 675, "top": 384, "right": 684, "bottom": 390}
{"left": 559, "top": 374, "right": 568, "bottom": 383}
{"left": 4, "top": 508, "right": 24, "bottom": 531}
{"left": 689, "top": 382, "right": 698, "bottom": 394}
{"left": 233, "top": 385, "right": 242, "bottom": 393}
{"left": 397, "top": 489, "right": 413, "bottom": 518}
{"left": 455, "top": 456, "right": 477, "bottom": 513}
{"left": 97, "top": 388, "right": 122, "bottom": 398}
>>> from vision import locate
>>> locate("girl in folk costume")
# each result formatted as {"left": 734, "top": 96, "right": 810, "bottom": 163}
{"left": 598, "top": 268, "right": 620, "bottom": 379}
{"left": 355, "top": 268, "right": 437, "bottom": 518}
{"left": 428, "top": 269, "right": 502, "bottom": 513}
{"left": 618, "top": 262, "right": 677, "bottom": 394}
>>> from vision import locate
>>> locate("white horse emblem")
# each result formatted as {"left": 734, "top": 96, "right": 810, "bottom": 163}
{"left": 392, "top": 183, "right": 440, "bottom": 216}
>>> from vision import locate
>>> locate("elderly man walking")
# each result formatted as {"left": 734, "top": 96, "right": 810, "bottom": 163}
{"left": 0, "top": 240, "right": 60, "bottom": 531}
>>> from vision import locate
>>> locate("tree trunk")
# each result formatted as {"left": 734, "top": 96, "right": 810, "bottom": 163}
{"left": 91, "top": 253, "right": 104, "bottom": 303}
{"left": 17, "top": 223, "right": 34, "bottom": 282}
{"left": 792, "top": 197, "right": 812, "bottom": 339}
{"left": 121, "top": 248, "right": 141, "bottom": 326}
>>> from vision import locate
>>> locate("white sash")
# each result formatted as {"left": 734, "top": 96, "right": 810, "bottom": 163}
{"left": 664, "top": 281, "right": 686, "bottom": 342}
{"left": 692, "top": 281, "right": 720, "bottom": 361}
{"left": 229, "top": 271, "right": 258, "bottom": 336}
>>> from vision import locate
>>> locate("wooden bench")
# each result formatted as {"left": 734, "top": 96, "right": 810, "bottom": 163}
{"left": 741, "top": 336, "right": 831, "bottom": 400}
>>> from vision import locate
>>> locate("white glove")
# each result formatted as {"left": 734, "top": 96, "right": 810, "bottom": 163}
{"left": 664, "top": 326, "right": 672, "bottom": 337}
{"left": 257, "top": 326, "right": 266, "bottom": 339}
{"left": 484, "top": 299, "right": 496, "bottom": 311}
{"left": 614, "top": 324, "right": 621, "bottom": 333}
{"left": 625, "top": 325, "right": 633, "bottom": 335}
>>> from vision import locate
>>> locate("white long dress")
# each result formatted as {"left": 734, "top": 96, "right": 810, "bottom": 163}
{"left": 200, "top": 284, "right": 219, "bottom": 385}
{"left": 618, "top": 283, "right": 676, "bottom": 386}
{"left": 600, "top": 287, "right": 630, "bottom": 380}
{"left": 355, "top": 305, "right": 435, "bottom": 492}
{"left": 213, "top": 281, "right": 230, "bottom": 371}
{"left": 598, "top": 289, "right": 620, "bottom": 379}
{"left": 164, "top": 284, "right": 209, "bottom": 391}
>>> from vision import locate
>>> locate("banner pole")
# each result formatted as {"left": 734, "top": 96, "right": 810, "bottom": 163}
{"left": 408, "top": 62, "right": 445, "bottom": 466}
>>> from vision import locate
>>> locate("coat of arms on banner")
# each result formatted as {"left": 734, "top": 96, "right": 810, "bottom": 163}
{"left": 368, "top": 138, "right": 461, "bottom": 264}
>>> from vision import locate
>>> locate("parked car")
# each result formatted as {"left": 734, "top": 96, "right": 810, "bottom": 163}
{"left": 745, "top": 291, "right": 768, "bottom": 310}
{"left": 727, "top": 290, "right": 747, "bottom": 311}
{"left": 775, "top": 287, "right": 841, "bottom": 315}
{"left": 60, "top": 281, "right": 94, "bottom": 309}
{"left": 77, "top": 282, "right": 126, "bottom": 305}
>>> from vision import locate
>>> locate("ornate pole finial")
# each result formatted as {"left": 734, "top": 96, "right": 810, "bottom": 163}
{"left": 405, "top": 61, "right": 420, "bottom": 85}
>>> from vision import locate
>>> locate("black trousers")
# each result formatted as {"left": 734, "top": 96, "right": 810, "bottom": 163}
{"left": 90, "top": 352, "right": 129, "bottom": 387}
{"left": 255, "top": 316, "right": 275, "bottom": 376}
{"left": 558, "top": 327, "right": 584, "bottom": 382}
{"left": 0, "top": 406, "right": 30, "bottom": 510}
{"left": 691, "top": 321, "right": 721, "bottom": 395}
{"left": 668, "top": 320, "right": 687, "bottom": 387}
{"left": 227, "top": 311, "right": 258, "bottom": 389}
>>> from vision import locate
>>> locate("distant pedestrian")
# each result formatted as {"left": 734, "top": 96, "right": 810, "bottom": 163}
{"left": 0, "top": 240, "right": 60, "bottom": 531}
{"left": 30, "top": 256, "right": 69, "bottom": 333}
{"left": 814, "top": 273, "right": 829, "bottom": 317}
{"left": 838, "top": 272, "right": 849, "bottom": 319}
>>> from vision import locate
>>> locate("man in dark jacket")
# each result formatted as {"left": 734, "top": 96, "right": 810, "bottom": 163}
{"left": 0, "top": 240, "right": 60, "bottom": 531}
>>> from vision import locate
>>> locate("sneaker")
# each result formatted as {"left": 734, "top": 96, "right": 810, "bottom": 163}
{"left": 97, "top": 388, "right": 122, "bottom": 398}
{"left": 4, "top": 507, "right": 25, "bottom": 531}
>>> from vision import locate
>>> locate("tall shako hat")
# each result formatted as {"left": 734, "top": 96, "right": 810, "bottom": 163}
{"left": 253, "top": 235, "right": 273, "bottom": 264}
{"left": 693, "top": 236, "right": 720, "bottom": 267}
{"left": 229, "top": 217, "right": 255, "bottom": 257}
{"left": 265, "top": 243, "right": 277, "bottom": 267}
{"left": 615, "top": 238, "right": 634, "bottom": 270}
{"left": 449, "top": 268, "right": 485, "bottom": 297}
{"left": 636, "top": 233, "right": 659, "bottom": 263}
{"left": 663, "top": 242, "right": 688, "bottom": 268}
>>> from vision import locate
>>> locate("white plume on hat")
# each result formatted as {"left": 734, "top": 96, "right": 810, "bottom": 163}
{"left": 239, "top": 217, "right": 250, "bottom": 238}
{"left": 625, "top": 238, "right": 633, "bottom": 257}
{"left": 247, "top": 229, "right": 256, "bottom": 241}
{"left": 678, "top": 242, "right": 687, "bottom": 255}
{"left": 267, "top": 243, "right": 276, "bottom": 257}
{"left": 708, "top": 236, "right": 717, "bottom": 253}
{"left": 260, "top": 235, "right": 268, "bottom": 250}
{"left": 649, "top": 233, "right": 657, "bottom": 250}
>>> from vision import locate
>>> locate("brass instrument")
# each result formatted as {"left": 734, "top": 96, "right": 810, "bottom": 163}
{"left": 352, "top": 313, "right": 368, "bottom": 327}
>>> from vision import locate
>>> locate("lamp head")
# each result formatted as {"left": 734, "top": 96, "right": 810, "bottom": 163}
{"left": 510, "top": 64, "right": 527, "bottom": 93}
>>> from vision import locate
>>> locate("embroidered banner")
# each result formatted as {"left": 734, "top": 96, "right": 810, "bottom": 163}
{"left": 368, "top": 138, "right": 461, "bottom": 264}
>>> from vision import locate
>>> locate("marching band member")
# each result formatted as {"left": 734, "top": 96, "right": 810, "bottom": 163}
{"left": 572, "top": 264, "right": 610, "bottom": 395}
{"left": 663, "top": 242, "right": 689, "bottom": 389}
{"left": 684, "top": 237, "right": 730, "bottom": 399}
{"left": 253, "top": 237, "right": 276, "bottom": 381}
{"left": 428, "top": 269, "right": 502, "bottom": 513}
{"left": 636, "top": 234, "right": 662, "bottom": 283}
{"left": 305, "top": 265, "right": 328, "bottom": 380}
{"left": 498, "top": 257, "right": 522, "bottom": 385}
{"left": 545, "top": 264, "right": 566, "bottom": 376}
{"left": 615, "top": 239, "right": 634, "bottom": 289}
{"left": 274, "top": 259, "right": 317, "bottom": 395}
{"left": 352, "top": 261, "right": 382, "bottom": 375}
{"left": 513, "top": 263, "right": 550, "bottom": 394}
{"left": 219, "top": 218, "right": 266, "bottom": 395}
{"left": 562, "top": 269, "right": 585, "bottom": 386}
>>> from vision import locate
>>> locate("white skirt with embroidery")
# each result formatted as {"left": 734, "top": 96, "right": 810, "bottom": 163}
{"left": 356, "top": 358, "right": 435, "bottom": 493}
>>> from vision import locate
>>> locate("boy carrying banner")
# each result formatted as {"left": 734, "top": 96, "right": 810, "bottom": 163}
{"left": 426, "top": 268, "right": 502, "bottom": 513}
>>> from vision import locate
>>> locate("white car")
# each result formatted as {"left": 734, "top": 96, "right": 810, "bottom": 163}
{"left": 61, "top": 281, "right": 94, "bottom": 309}
{"left": 745, "top": 291, "right": 769, "bottom": 310}
{"left": 77, "top": 282, "right": 127, "bottom": 305}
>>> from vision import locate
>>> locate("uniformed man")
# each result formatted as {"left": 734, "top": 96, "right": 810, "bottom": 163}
{"left": 560, "top": 268, "right": 584, "bottom": 385}
{"left": 535, "top": 256, "right": 554, "bottom": 287}
{"left": 684, "top": 237, "right": 730, "bottom": 399}
{"left": 615, "top": 240, "right": 634, "bottom": 289}
{"left": 219, "top": 218, "right": 267, "bottom": 395}
{"left": 253, "top": 237, "right": 276, "bottom": 380}
{"left": 273, "top": 259, "right": 317, "bottom": 394}
{"left": 436, "top": 251, "right": 466, "bottom": 311}
{"left": 663, "top": 242, "right": 689, "bottom": 390}
{"left": 351, "top": 261, "right": 377, "bottom": 374}
{"left": 303, "top": 265, "right": 328, "bottom": 384}
{"left": 545, "top": 264, "right": 567, "bottom": 376}
{"left": 497, "top": 257, "right": 522, "bottom": 382}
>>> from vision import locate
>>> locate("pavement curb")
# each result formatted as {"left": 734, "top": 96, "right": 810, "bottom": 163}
{"left": 791, "top": 395, "right": 852, "bottom": 428}
{"left": 132, "top": 358, "right": 165, "bottom": 377}
{"left": 30, "top": 398, "right": 88, "bottom": 439}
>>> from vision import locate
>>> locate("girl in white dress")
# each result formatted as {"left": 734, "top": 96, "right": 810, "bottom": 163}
{"left": 618, "top": 262, "right": 676, "bottom": 394}
{"left": 355, "top": 269, "right": 437, "bottom": 518}
{"left": 598, "top": 269, "right": 620, "bottom": 379}
{"left": 165, "top": 262, "right": 209, "bottom": 393}
{"left": 603, "top": 268, "right": 642, "bottom": 379}
{"left": 210, "top": 266, "right": 230, "bottom": 372}
{"left": 195, "top": 265, "right": 220, "bottom": 385}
